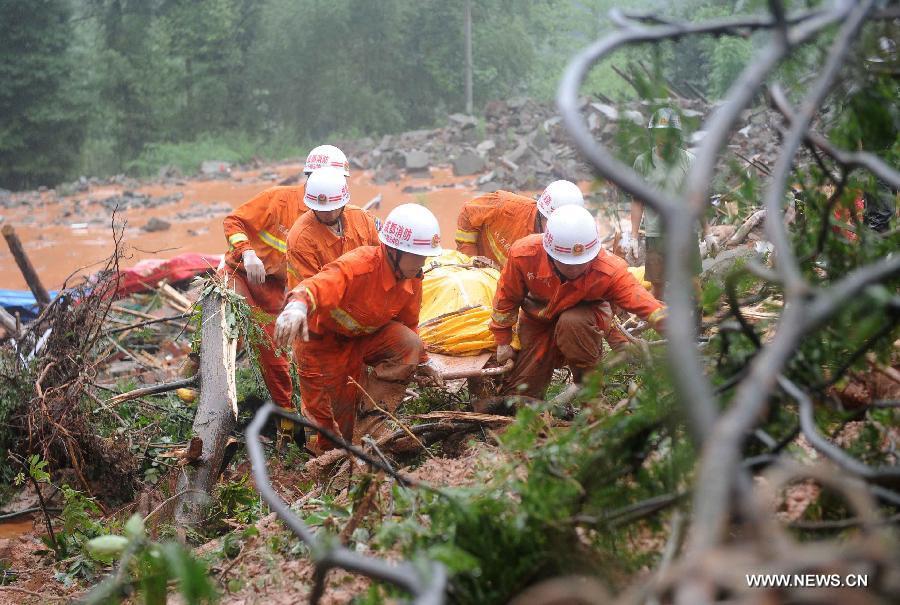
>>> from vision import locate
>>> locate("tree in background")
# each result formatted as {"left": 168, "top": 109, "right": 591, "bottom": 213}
{"left": 0, "top": 0, "right": 88, "bottom": 189}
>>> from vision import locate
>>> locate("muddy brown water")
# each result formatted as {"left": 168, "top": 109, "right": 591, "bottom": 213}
{"left": 0, "top": 516, "right": 33, "bottom": 539}
{"left": 0, "top": 163, "right": 487, "bottom": 290}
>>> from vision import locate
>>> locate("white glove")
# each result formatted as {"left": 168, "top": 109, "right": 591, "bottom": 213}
{"left": 415, "top": 358, "right": 444, "bottom": 388}
{"left": 242, "top": 249, "right": 266, "bottom": 285}
{"left": 496, "top": 344, "right": 517, "bottom": 364}
{"left": 274, "top": 301, "right": 309, "bottom": 347}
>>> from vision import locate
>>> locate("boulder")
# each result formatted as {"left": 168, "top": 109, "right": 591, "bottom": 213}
{"left": 200, "top": 161, "right": 231, "bottom": 175}
{"left": 404, "top": 150, "right": 431, "bottom": 171}
{"left": 476, "top": 139, "right": 496, "bottom": 156}
{"left": 448, "top": 113, "right": 478, "bottom": 129}
{"left": 452, "top": 151, "right": 485, "bottom": 176}
{"left": 142, "top": 217, "right": 171, "bottom": 233}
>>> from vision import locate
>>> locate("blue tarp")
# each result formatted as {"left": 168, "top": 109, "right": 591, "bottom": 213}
{"left": 0, "top": 289, "right": 60, "bottom": 322}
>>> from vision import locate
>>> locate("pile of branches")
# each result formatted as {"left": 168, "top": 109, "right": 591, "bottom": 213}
{"left": 2, "top": 220, "right": 139, "bottom": 502}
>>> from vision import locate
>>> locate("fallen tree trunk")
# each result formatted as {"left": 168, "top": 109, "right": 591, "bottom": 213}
{"left": 173, "top": 293, "right": 237, "bottom": 526}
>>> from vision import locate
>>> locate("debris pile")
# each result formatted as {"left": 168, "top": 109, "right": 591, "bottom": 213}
{"left": 339, "top": 96, "right": 786, "bottom": 193}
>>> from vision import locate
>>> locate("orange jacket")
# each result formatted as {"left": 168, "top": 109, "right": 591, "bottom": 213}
{"left": 288, "top": 244, "right": 424, "bottom": 341}
{"left": 455, "top": 190, "right": 539, "bottom": 266}
{"left": 491, "top": 235, "right": 666, "bottom": 346}
{"left": 223, "top": 185, "right": 307, "bottom": 281}
{"left": 285, "top": 205, "right": 381, "bottom": 290}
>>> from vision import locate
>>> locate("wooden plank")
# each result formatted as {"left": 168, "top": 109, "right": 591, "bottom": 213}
{"left": 173, "top": 293, "right": 237, "bottom": 526}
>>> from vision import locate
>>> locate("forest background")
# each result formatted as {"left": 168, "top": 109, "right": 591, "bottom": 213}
{"left": 1, "top": 0, "right": 763, "bottom": 190}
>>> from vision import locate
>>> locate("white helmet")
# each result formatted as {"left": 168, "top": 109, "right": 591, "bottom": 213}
{"left": 536, "top": 180, "right": 585, "bottom": 218}
{"left": 303, "top": 167, "right": 349, "bottom": 211}
{"left": 542, "top": 205, "right": 601, "bottom": 265}
{"left": 304, "top": 144, "right": 350, "bottom": 176}
{"left": 379, "top": 203, "right": 443, "bottom": 257}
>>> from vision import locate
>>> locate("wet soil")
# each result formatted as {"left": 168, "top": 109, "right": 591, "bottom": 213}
{"left": 0, "top": 163, "right": 484, "bottom": 290}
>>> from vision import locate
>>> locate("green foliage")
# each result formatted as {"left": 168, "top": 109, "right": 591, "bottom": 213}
{"left": 213, "top": 474, "right": 264, "bottom": 525}
{"left": 0, "top": 0, "right": 88, "bottom": 189}
{"left": 707, "top": 37, "right": 753, "bottom": 98}
{"left": 82, "top": 513, "right": 218, "bottom": 605}
{"left": 374, "top": 358, "right": 687, "bottom": 604}
{"left": 126, "top": 132, "right": 304, "bottom": 178}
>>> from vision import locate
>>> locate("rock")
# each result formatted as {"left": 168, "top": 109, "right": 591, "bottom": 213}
{"left": 142, "top": 217, "right": 171, "bottom": 233}
{"left": 404, "top": 150, "right": 431, "bottom": 171}
{"left": 701, "top": 247, "right": 762, "bottom": 283}
{"left": 449, "top": 113, "right": 478, "bottom": 129}
{"left": 452, "top": 151, "right": 485, "bottom": 176}
{"left": 476, "top": 171, "right": 496, "bottom": 185}
{"left": 588, "top": 113, "right": 601, "bottom": 131}
{"left": 590, "top": 102, "right": 619, "bottom": 120}
{"left": 508, "top": 97, "right": 528, "bottom": 110}
{"left": 478, "top": 181, "right": 503, "bottom": 192}
{"left": 402, "top": 185, "right": 429, "bottom": 194}
{"left": 373, "top": 165, "right": 401, "bottom": 184}
{"left": 623, "top": 110, "right": 645, "bottom": 125}
{"left": 200, "top": 160, "right": 231, "bottom": 175}
{"left": 504, "top": 137, "right": 532, "bottom": 165}
{"left": 476, "top": 139, "right": 496, "bottom": 156}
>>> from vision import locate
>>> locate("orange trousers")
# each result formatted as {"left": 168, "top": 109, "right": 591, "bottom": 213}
{"left": 226, "top": 271, "right": 294, "bottom": 410}
{"left": 501, "top": 304, "right": 609, "bottom": 398}
{"left": 298, "top": 321, "right": 424, "bottom": 451}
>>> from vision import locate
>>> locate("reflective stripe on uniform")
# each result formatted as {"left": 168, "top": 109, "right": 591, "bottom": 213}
{"left": 454, "top": 229, "right": 479, "bottom": 244}
{"left": 228, "top": 232, "right": 250, "bottom": 246}
{"left": 491, "top": 309, "right": 517, "bottom": 326}
{"left": 330, "top": 307, "right": 377, "bottom": 335}
{"left": 485, "top": 232, "right": 508, "bottom": 266}
{"left": 304, "top": 287, "right": 317, "bottom": 314}
{"left": 259, "top": 229, "right": 287, "bottom": 253}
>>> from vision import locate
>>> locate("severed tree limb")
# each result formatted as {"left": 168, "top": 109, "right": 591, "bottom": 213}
{"left": 105, "top": 375, "right": 198, "bottom": 405}
{"left": 2, "top": 224, "right": 51, "bottom": 308}
{"left": 174, "top": 293, "right": 237, "bottom": 526}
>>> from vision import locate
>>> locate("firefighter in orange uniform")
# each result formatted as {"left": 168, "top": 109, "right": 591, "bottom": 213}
{"left": 275, "top": 204, "right": 444, "bottom": 453}
{"left": 285, "top": 167, "right": 380, "bottom": 290}
{"left": 222, "top": 144, "right": 350, "bottom": 446}
{"left": 491, "top": 205, "right": 666, "bottom": 398}
{"left": 455, "top": 180, "right": 584, "bottom": 267}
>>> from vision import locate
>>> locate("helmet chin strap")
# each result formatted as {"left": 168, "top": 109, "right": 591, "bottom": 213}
{"left": 314, "top": 207, "right": 345, "bottom": 230}
{"left": 387, "top": 247, "right": 405, "bottom": 280}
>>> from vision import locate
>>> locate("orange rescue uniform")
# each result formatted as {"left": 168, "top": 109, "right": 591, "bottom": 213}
{"left": 222, "top": 185, "right": 307, "bottom": 410}
{"left": 287, "top": 245, "right": 427, "bottom": 449}
{"left": 455, "top": 190, "right": 539, "bottom": 266}
{"left": 491, "top": 234, "right": 666, "bottom": 397}
{"left": 285, "top": 205, "right": 381, "bottom": 290}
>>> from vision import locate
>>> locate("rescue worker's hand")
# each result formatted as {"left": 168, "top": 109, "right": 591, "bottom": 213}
{"left": 702, "top": 233, "right": 719, "bottom": 259}
{"left": 415, "top": 358, "right": 444, "bottom": 388}
{"left": 472, "top": 256, "right": 500, "bottom": 271}
{"left": 496, "top": 344, "right": 517, "bottom": 365}
{"left": 275, "top": 301, "right": 309, "bottom": 346}
{"left": 242, "top": 249, "right": 266, "bottom": 285}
